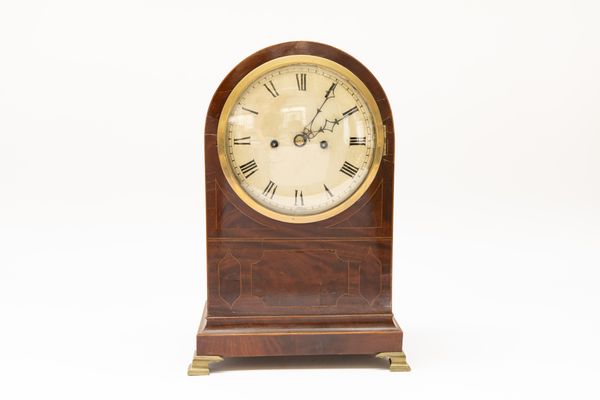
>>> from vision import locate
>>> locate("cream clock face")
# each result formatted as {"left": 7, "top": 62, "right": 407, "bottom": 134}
{"left": 217, "top": 56, "right": 384, "bottom": 223}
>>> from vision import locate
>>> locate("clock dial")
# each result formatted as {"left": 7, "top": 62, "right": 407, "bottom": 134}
{"left": 218, "top": 56, "right": 383, "bottom": 223}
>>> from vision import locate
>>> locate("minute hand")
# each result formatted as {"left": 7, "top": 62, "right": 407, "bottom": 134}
{"left": 303, "top": 82, "right": 337, "bottom": 138}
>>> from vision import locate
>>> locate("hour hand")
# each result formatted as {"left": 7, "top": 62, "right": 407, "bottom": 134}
{"left": 312, "top": 104, "right": 357, "bottom": 138}
{"left": 320, "top": 118, "right": 340, "bottom": 133}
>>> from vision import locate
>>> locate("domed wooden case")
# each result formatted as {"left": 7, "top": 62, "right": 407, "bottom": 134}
{"left": 189, "top": 41, "right": 409, "bottom": 375}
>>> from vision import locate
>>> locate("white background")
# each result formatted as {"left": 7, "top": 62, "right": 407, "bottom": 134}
{"left": 1, "top": 1, "right": 599, "bottom": 399}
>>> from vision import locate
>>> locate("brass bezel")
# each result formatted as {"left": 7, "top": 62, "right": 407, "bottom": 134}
{"left": 216, "top": 55, "right": 384, "bottom": 224}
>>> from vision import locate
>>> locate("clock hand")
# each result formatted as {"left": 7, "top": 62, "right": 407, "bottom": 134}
{"left": 309, "top": 104, "right": 360, "bottom": 140}
{"left": 312, "top": 118, "right": 340, "bottom": 138}
{"left": 309, "top": 107, "right": 356, "bottom": 139}
{"left": 302, "top": 82, "right": 337, "bottom": 138}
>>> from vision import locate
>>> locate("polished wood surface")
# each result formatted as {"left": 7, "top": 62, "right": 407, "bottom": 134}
{"left": 195, "top": 41, "right": 404, "bottom": 358}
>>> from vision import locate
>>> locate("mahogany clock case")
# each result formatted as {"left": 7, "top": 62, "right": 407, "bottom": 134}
{"left": 193, "top": 41, "right": 405, "bottom": 362}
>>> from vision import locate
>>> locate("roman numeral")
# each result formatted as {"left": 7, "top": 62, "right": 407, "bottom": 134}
{"left": 239, "top": 159, "right": 258, "bottom": 178}
{"left": 295, "top": 189, "right": 304, "bottom": 206}
{"left": 241, "top": 107, "right": 258, "bottom": 115}
{"left": 342, "top": 106, "right": 359, "bottom": 118}
{"left": 325, "top": 82, "right": 337, "bottom": 99}
{"left": 340, "top": 161, "right": 359, "bottom": 178}
{"left": 349, "top": 137, "right": 366, "bottom": 146}
{"left": 324, "top": 184, "right": 333, "bottom": 198}
{"left": 233, "top": 136, "right": 251, "bottom": 145}
{"left": 262, "top": 180, "right": 277, "bottom": 198}
{"left": 296, "top": 73, "right": 307, "bottom": 91}
{"left": 263, "top": 81, "right": 279, "bottom": 97}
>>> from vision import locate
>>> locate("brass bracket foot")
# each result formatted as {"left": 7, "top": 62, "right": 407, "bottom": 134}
{"left": 376, "top": 352, "right": 411, "bottom": 372}
{"left": 187, "top": 353, "right": 223, "bottom": 376}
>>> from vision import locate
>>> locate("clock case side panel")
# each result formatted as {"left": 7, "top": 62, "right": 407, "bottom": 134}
{"left": 200, "top": 42, "right": 401, "bottom": 356}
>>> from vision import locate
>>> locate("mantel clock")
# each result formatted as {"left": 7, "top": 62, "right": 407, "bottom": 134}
{"left": 188, "top": 41, "right": 409, "bottom": 374}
